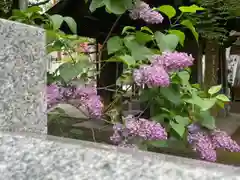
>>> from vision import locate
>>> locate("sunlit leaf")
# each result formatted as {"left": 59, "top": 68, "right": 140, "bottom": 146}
{"left": 180, "top": 20, "right": 198, "bottom": 42}
{"left": 50, "top": 14, "right": 64, "bottom": 30}
{"left": 63, "top": 16, "right": 77, "bottom": 34}
{"left": 216, "top": 94, "right": 230, "bottom": 102}
{"left": 168, "top": 30, "right": 185, "bottom": 46}
{"left": 156, "top": 5, "right": 176, "bottom": 19}
{"left": 208, "top": 85, "right": 222, "bottom": 95}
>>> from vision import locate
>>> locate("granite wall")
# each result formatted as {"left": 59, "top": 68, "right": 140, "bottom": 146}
{"left": 0, "top": 18, "right": 47, "bottom": 134}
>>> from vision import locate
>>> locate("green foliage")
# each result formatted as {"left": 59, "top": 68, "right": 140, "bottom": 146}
{"left": 155, "top": 31, "right": 180, "bottom": 52}
{"left": 155, "top": 5, "right": 176, "bottom": 20}
{"left": 89, "top": 0, "right": 133, "bottom": 14}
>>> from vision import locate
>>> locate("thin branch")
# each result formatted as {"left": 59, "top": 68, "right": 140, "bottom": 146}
{"left": 28, "top": 0, "right": 51, "bottom": 7}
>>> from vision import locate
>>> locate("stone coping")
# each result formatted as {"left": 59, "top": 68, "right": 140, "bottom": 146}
{"left": 0, "top": 131, "right": 239, "bottom": 180}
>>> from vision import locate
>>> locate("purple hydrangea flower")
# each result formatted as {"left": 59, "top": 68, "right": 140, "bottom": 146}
{"left": 81, "top": 95, "right": 103, "bottom": 119}
{"left": 133, "top": 65, "right": 170, "bottom": 87}
{"left": 110, "top": 116, "right": 167, "bottom": 145}
{"left": 152, "top": 52, "right": 194, "bottom": 71}
{"left": 211, "top": 129, "right": 240, "bottom": 152}
{"left": 46, "top": 84, "right": 63, "bottom": 108}
{"left": 47, "top": 84, "right": 103, "bottom": 119}
{"left": 129, "top": 1, "right": 164, "bottom": 24}
{"left": 188, "top": 131, "right": 217, "bottom": 162}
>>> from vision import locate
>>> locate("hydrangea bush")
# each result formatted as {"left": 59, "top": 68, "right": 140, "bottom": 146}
{"left": 12, "top": 1, "right": 239, "bottom": 162}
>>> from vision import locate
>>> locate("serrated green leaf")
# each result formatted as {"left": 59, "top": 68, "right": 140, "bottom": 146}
{"left": 180, "top": 20, "right": 198, "bottom": 42}
{"left": 156, "top": 5, "right": 176, "bottom": 19}
{"left": 216, "top": 94, "right": 230, "bottom": 102}
{"left": 63, "top": 16, "right": 77, "bottom": 34}
{"left": 208, "top": 85, "right": 222, "bottom": 95}
{"left": 168, "top": 30, "right": 185, "bottom": 46}
{"left": 50, "top": 14, "right": 64, "bottom": 30}
{"left": 107, "top": 36, "right": 123, "bottom": 54}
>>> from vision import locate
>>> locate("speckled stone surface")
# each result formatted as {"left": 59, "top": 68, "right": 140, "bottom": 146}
{"left": 0, "top": 19, "right": 47, "bottom": 134}
{"left": 0, "top": 132, "right": 239, "bottom": 180}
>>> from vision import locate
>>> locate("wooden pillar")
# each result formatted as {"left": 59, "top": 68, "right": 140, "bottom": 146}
{"left": 204, "top": 40, "right": 219, "bottom": 89}
{"left": 178, "top": 38, "right": 201, "bottom": 84}
{"left": 97, "top": 49, "right": 123, "bottom": 107}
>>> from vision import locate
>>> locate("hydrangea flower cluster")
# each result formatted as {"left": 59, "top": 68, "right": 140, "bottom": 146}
{"left": 46, "top": 84, "right": 103, "bottom": 119}
{"left": 133, "top": 52, "right": 194, "bottom": 87}
{"left": 152, "top": 52, "right": 194, "bottom": 71}
{"left": 110, "top": 115, "right": 167, "bottom": 146}
{"left": 129, "top": 1, "right": 164, "bottom": 24}
{"left": 133, "top": 65, "right": 170, "bottom": 87}
{"left": 187, "top": 124, "right": 240, "bottom": 162}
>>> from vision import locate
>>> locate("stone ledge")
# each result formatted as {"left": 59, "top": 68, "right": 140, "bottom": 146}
{"left": 0, "top": 131, "right": 239, "bottom": 180}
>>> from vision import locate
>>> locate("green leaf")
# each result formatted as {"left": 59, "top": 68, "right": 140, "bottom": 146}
{"left": 58, "top": 61, "right": 85, "bottom": 82}
{"left": 177, "top": 71, "right": 190, "bottom": 85}
{"left": 140, "top": 26, "right": 154, "bottom": 34}
{"left": 216, "top": 94, "right": 230, "bottom": 102}
{"left": 119, "top": 55, "right": 136, "bottom": 66}
{"left": 155, "top": 31, "right": 179, "bottom": 51}
{"left": 107, "top": 36, "right": 123, "bottom": 54}
{"left": 156, "top": 5, "right": 176, "bottom": 19}
{"left": 174, "top": 115, "right": 189, "bottom": 126}
{"left": 26, "top": 6, "right": 42, "bottom": 13}
{"left": 50, "top": 14, "right": 64, "bottom": 30}
{"left": 201, "top": 99, "right": 216, "bottom": 111}
{"left": 199, "top": 111, "right": 216, "bottom": 129}
{"left": 168, "top": 30, "right": 185, "bottom": 46}
{"left": 124, "top": 39, "right": 153, "bottom": 60}
{"left": 63, "top": 17, "right": 77, "bottom": 34}
{"left": 89, "top": 0, "right": 104, "bottom": 12}
{"left": 135, "top": 31, "right": 153, "bottom": 44}
{"left": 208, "top": 85, "right": 222, "bottom": 95}
{"left": 216, "top": 100, "right": 225, "bottom": 108}
{"left": 103, "top": 0, "right": 128, "bottom": 14}
{"left": 170, "top": 121, "right": 185, "bottom": 137}
{"left": 180, "top": 20, "right": 198, "bottom": 42}
{"left": 160, "top": 87, "right": 182, "bottom": 105}
{"left": 179, "top": 5, "right": 205, "bottom": 13}
{"left": 122, "top": 26, "right": 136, "bottom": 34}
{"left": 184, "top": 92, "right": 216, "bottom": 111}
